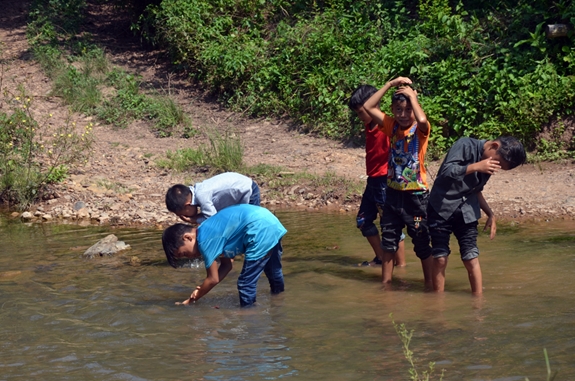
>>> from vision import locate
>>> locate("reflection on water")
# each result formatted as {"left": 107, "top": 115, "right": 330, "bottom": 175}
{"left": 1, "top": 213, "right": 575, "bottom": 380}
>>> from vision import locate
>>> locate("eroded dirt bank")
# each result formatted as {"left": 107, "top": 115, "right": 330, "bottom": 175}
{"left": 1, "top": 1, "right": 574, "bottom": 228}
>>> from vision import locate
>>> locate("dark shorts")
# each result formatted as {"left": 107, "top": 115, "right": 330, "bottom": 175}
{"left": 356, "top": 176, "right": 387, "bottom": 237}
{"left": 427, "top": 205, "right": 479, "bottom": 261}
{"left": 380, "top": 188, "right": 431, "bottom": 260}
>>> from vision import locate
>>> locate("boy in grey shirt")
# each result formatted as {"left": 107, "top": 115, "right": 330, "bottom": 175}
{"left": 428, "top": 136, "right": 526, "bottom": 295}
{"left": 166, "top": 172, "right": 260, "bottom": 224}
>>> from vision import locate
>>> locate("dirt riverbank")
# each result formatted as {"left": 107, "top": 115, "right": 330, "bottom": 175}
{"left": 1, "top": 1, "right": 575, "bottom": 228}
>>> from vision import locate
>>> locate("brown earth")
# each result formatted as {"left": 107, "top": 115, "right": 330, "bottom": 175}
{"left": 1, "top": 1, "right": 575, "bottom": 227}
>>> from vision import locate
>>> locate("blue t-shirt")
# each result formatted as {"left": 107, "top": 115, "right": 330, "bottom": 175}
{"left": 196, "top": 204, "right": 287, "bottom": 268}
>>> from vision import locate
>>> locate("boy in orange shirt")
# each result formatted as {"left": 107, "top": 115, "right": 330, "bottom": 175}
{"left": 364, "top": 77, "right": 433, "bottom": 290}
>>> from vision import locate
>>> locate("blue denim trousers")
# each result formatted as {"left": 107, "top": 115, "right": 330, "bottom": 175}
{"left": 237, "top": 240, "right": 284, "bottom": 307}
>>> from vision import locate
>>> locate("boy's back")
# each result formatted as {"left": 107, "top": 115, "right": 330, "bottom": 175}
{"left": 429, "top": 137, "right": 490, "bottom": 223}
{"left": 197, "top": 204, "right": 287, "bottom": 267}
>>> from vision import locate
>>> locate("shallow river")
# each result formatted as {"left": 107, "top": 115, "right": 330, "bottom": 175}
{"left": 1, "top": 211, "right": 574, "bottom": 380}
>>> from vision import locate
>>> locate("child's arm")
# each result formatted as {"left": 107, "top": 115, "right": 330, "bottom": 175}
{"left": 478, "top": 191, "right": 496, "bottom": 240}
{"left": 178, "top": 257, "right": 234, "bottom": 305}
{"left": 363, "top": 77, "right": 413, "bottom": 126}
{"left": 394, "top": 86, "right": 430, "bottom": 135}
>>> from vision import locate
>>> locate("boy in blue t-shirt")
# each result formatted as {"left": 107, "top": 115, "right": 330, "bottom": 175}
{"left": 162, "top": 204, "right": 286, "bottom": 307}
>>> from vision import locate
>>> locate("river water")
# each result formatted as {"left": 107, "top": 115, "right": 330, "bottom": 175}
{"left": 0, "top": 211, "right": 574, "bottom": 380}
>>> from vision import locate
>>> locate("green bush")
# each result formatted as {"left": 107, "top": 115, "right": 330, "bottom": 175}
{"left": 0, "top": 89, "right": 93, "bottom": 208}
{"left": 140, "top": 0, "right": 575, "bottom": 153}
{"left": 27, "top": 0, "right": 194, "bottom": 138}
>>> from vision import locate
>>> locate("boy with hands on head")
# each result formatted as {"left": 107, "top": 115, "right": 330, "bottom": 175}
{"left": 427, "top": 136, "right": 526, "bottom": 295}
{"left": 363, "top": 76, "right": 434, "bottom": 289}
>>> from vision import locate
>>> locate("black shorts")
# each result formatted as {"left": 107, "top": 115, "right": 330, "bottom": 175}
{"left": 380, "top": 188, "right": 431, "bottom": 260}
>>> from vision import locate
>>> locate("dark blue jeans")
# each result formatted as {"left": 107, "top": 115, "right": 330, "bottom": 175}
{"left": 357, "top": 176, "right": 387, "bottom": 237}
{"left": 237, "top": 240, "right": 284, "bottom": 307}
{"left": 249, "top": 180, "right": 261, "bottom": 206}
{"left": 428, "top": 205, "right": 479, "bottom": 261}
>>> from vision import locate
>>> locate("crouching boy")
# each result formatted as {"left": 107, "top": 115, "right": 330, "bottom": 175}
{"left": 162, "top": 204, "right": 286, "bottom": 307}
{"left": 428, "top": 136, "right": 526, "bottom": 295}
{"left": 165, "top": 172, "right": 260, "bottom": 224}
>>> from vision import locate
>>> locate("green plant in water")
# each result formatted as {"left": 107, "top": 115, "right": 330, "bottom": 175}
{"left": 390, "top": 314, "right": 445, "bottom": 381}
{"left": 525, "top": 348, "right": 557, "bottom": 381}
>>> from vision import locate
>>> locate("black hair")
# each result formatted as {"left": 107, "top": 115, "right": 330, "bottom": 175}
{"left": 391, "top": 90, "right": 410, "bottom": 104}
{"left": 348, "top": 84, "right": 377, "bottom": 110}
{"left": 496, "top": 136, "right": 527, "bottom": 169}
{"left": 165, "top": 184, "right": 192, "bottom": 213}
{"left": 162, "top": 223, "right": 194, "bottom": 268}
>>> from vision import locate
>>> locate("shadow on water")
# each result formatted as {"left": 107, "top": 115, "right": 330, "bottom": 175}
{"left": 1, "top": 212, "right": 575, "bottom": 380}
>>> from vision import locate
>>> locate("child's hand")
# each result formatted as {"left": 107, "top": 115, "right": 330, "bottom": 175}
{"left": 178, "top": 215, "right": 195, "bottom": 224}
{"left": 475, "top": 157, "right": 501, "bottom": 175}
{"left": 483, "top": 214, "right": 497, "bottom": 240}
{"left": 389, "top": 77, "right": 412, "bottom": 88}
{"left": 394, "top": 86, "right": 418, "bottom": 100}
{"left": 175, "top": 288, "right": 200, "bottom": 305}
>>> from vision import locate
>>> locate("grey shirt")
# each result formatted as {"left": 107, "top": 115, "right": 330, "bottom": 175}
{"left": 428, "top": 138, "right": 489, "bottom": 223}
{"left": 191, "top": 172, "right": 253, "bottom": 223}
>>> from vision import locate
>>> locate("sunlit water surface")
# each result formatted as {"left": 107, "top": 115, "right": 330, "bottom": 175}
{"left": 1, "top": 211, "right": 574, "bottom": 380}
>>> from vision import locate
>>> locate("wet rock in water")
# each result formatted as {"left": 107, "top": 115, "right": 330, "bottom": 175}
{"left": 83, "top": 234, "right": 131, "bottom": 258}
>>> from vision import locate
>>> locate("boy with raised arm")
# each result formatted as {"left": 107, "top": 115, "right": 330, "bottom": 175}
{"left": 428, "top": 136, "right": 526, "bottom": 295}
{"left": 348, "top": 85, "right": 405, "bottom": 269}
{"left": 363, "top": 77, "right": 433, "bottom": 289}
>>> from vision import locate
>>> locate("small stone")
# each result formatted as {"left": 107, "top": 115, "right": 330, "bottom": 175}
{"left": 10, "top": 212, "right": 19, "bottom": 218}
{"left": 73, "top": 201, "right": 86, "bottom": 210}
{"left": 42, "top": 214, "right": 53, "bottom": 221}
{"left": 21, "top": 212, "right": 33, "bottom": 219}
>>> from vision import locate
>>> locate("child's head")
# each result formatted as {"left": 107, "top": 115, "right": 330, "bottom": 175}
{"left": 349, "top": 85, "right": 378, "bottom": 124}
{"left": 165, "top": 184, "right": 198, "bottom": 218}
{"left": 391, "top": 89, "right": 415, "bottom": 128}
{"left": 162, "top": 223, "right": 199, "bottom": 268}
{"left": 484, "top": 136, "right": 527, "bottom": 170}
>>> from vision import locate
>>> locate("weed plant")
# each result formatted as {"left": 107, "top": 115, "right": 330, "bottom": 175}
{"left": 157, "top": 130, "right": 243, "bottom": 173}
{"left": 26, "top": 0, "right": 193, "bottom": 138}
{"left": 0, "top": 87, "right": 93, "bottom": 208}
{"left": 391, "top": 314, "right": 445, "bottom": 381}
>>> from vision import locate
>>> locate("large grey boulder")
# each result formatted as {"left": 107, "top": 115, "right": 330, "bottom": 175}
{"left": 83, "top": 234, "right": 130, "bottom": 258}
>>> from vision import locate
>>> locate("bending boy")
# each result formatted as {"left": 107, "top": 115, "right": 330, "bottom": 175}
{"left": 162, "top": 204, "right": 286, "bottom": 307}
{"left": 165, "top": 172, "right": 260, "bottom": 224}
{"left": 364, "top": 77, "right": 433, "bottom": 289}
{"left": 428, "top": 136, "right": 526, "bottom": 295}
{"left": 349, "top": 85, "right": 405, "bottom": 268}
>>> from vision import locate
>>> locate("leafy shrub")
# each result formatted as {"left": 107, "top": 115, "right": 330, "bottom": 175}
{"left": 140, "top": 0, "right": 575, "bottom": 154}
{"left": 0, "top": 89, "right": 93, "bottom": 208}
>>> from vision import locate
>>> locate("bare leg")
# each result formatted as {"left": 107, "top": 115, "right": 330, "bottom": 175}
{"left": 463, "top": 258, "right": 483, "bottom": 295}
{"left": 381, "top": 250, "right": 395, "bottom": 287}
{"left": 432, "top": 256, "right": 448, "bottom": 292}
{"left": 421, "top": 256, "right": 434, "bottom": 291}
{"left": 366, "top": 234, "right": 384, "bottom": 263}
{"left": 394, "top": 239, "right": 406, "bottom": 267}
